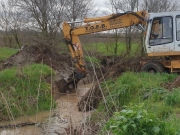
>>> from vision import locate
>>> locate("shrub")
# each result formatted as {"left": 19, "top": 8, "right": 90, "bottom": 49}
{"left": 105, "top": 104, "right": 174, "bottom": 135}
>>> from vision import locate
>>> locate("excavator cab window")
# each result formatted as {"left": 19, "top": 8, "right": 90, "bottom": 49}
{"left": 149, "top": 16, "right": 173, "bottom": 46}
{"left": 176, "top": 15, "right": 180, "bottom": 41}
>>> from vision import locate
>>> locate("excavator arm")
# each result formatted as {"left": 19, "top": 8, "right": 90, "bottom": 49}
{"left": 61, "top": 11, "right": 148, "bottom": 92}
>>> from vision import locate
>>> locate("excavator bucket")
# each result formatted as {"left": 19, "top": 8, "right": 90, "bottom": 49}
{"left": 56, "top": 78, "right": 77, "bottom": 93}
{"left": 56, "top": 70, "right": 86, "bottom": 93}
{"left": 56, "top": 79, "right": 68, "bottom": 93}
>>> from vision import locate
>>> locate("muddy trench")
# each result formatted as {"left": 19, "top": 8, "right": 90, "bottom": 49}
{"left": 0, "top": 84, "right": 93, "bottom": 135}
{"left": 0, "top": 44, "right": 94, "bottom": 134}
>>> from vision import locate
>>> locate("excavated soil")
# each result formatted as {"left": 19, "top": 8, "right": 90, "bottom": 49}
{"left": 1, "top": 44, "right": 71, "bottom": 71}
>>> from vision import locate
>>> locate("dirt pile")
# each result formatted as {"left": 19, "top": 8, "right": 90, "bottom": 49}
{"left": 1, "top": 44, "right": 72, "bottom": 71}
{"left": 101, "top": 56, "right": 143, "bottom": 79}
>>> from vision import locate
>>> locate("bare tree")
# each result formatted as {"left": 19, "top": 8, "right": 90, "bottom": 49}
{"left": 107, "top": 0, "right": 139, "bottom": 55}
{"left": 106, "top": 0, "right": 121, "bottom": 56}
{"left": 8, "top": 0, "right": 67, "bottom": 44}
{"left": 140, "top": 0, "right": 179, "bottom": 12}
{"left": 64, "top": 0, "right": 95, "bottom": 27}
{"left": 7, "top": 0, "right": 95, "bottom": 45}
{"left": 0, "top": 2, "right": 26, "bottom": 48}
{"left": 108, "top": 0, "right": 138, "bottom": 12}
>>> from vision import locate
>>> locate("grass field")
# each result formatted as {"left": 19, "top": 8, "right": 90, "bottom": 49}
{"left": 0, "top": 47, "right": 18, "bottom": 61}
{"left": 83, "top": 42, "right": 141, "bottom": 56}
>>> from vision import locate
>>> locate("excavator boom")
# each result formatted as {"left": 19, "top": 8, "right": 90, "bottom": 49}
{"left": 60, "top": 11, "right": 148, "bottom": 92}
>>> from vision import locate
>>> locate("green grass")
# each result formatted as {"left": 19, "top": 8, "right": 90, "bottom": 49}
{"left": 0, "top": 63, "right": 55, "bottom": 120}
{"left": 165, "top": 88, "right": 180, "bottom": 107}
{"left": 84, "top": 55, "right": 101, "bottom": 64}
{"left": 91, "top": 72, "right": 180, "bottom": 134}
{"left": 83, "top": 42, "right": 140, "bottom": 56}
{"left": 0, "top": 47, "right": 18, "bottom": 61}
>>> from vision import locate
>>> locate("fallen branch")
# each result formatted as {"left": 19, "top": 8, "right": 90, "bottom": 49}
{"left": 0, "top": 122, "right": 36, "bottom": 129}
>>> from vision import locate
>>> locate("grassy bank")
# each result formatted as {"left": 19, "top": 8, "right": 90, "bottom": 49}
{"left": 91, "top": 72, "right": 180, "bottom": 135}
{"left": 0, "top": 63, "right": 55, "bottom": 121}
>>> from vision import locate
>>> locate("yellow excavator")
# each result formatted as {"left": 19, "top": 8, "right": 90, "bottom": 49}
{"left": 61, "top": 10, "right": 180, "bottom": 92}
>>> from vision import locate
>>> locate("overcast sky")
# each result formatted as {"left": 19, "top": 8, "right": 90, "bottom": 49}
{"left": 0, "top": 0, "right": 111, "bottom": 14}
{"left": 96, "top": 0, "right": 107, "bottom": 6}
{"left": 94, "top": 0, "right": 111, "bottom": 14}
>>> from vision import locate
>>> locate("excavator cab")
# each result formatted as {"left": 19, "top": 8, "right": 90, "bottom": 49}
{"left": 143, "top": 11, "right": 180, "bottom": 73}
{"left": 145, "top": 11, "right": 180, "bottom": 54}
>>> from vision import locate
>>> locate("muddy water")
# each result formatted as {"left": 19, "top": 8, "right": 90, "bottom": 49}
{"left": 0, "top": 111, "right": 50, "bottom": 135}
{"left": 41, "top": 84, "right": 93, "bottom": 135}
{"left": 56, "top": 84, "right": 92, "bottom": 124}
{"left": 0, "top": 126, "right": 42, "bottom": 135}
{"left": 0, "top": 84, "right": 92, "bottom": 135}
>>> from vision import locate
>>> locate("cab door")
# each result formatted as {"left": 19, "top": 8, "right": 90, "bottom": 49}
{"left": 175, "top": 15, "right": 180, "bottom": 51}
{"left": 148, "top": 16, "right": 175, "bottom": 53}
